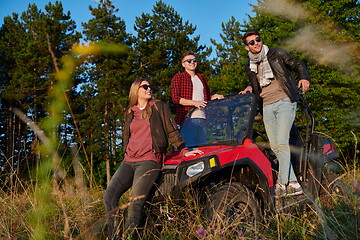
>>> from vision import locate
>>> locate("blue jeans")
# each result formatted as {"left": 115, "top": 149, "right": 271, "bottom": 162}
{"left": 263, "top": 98, "right": 297, "bottom": 185}
{"left": 103, "top": 160, "right": 161, "bottom": 239}
{"left": 180, "top": 118, "right": 207, "bottom": 148}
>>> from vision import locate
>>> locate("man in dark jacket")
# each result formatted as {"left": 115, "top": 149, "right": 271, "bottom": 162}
{"left": 240, "top": 30, "right": 310, "bottom": 198}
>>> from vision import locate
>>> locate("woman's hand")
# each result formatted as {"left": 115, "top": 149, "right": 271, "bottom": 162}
{"left": 184, "top": 149, "right": 204, "bottom": 157}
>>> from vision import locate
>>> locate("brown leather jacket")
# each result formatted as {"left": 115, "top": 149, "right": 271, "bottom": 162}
{"left": 245, "top": 47, "right": 311, "bottom": 104}
{"left": 123, "top": 100, "right": 186, "bottom": 154}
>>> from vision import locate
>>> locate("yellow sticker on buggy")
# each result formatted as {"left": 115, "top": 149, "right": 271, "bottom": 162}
{"left": 209, "top": 157, "right": 216, "bottom": 168}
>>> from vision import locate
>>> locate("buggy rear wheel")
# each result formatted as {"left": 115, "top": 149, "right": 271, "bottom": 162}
{"left": 321, "top": 173, "right": 352, "bottom": 196}
{"left": 319, "top": 173, "right": 353, "bottom": 208}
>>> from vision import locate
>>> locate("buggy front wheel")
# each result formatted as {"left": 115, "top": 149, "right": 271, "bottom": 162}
{"left": 204, "top": 182, "right": 262, "bottom": 236}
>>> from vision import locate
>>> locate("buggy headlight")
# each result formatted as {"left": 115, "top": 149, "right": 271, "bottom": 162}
{"left": 186, "top": 162, "right": 205, "bottom": 177}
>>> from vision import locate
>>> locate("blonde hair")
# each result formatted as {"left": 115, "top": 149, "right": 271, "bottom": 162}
{"left": 127, "top": 78, "right": 153, "bottom": 119}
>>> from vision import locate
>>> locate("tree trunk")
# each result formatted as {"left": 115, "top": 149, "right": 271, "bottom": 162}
{"left": 104, "top": 101, "right": 111, "bottom": 185}
{"left": 90, "top": 151, "right": 93, "bottom": 189}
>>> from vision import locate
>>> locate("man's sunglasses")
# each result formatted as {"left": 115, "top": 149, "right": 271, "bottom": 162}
{"left": 246, "top": 37, "right": 261, "bottom": 46}
{"left": 139, "top": 84, "right": 152, "bottom": 90}
{"left": 183, "top": 58, "right": 197, "bottom": 63}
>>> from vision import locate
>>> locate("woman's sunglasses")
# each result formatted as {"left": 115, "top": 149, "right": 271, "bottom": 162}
{"left": 139, "top": 84, "right": 152, "bottom": 90}
{"left": 246, "top": 37, "right": 261, "bottom": 46}
{"left": 183, "top": 58, "right": 197, "bottom": 63}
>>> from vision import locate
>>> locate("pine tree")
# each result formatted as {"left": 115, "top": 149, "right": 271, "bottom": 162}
{"left": 133, "top": 0, "right": 212, "bottom": 103}
{"left": 80, "top": 0, "right": 135, "bottom": 185}
{"left": 295, "top": 0, "right": 360, "bottom": 157}
{"left": 210, "top": 17, "right": 249, "bottom": 94}
{"left": 0, "top": 1, "right": 80, "bottom": 178}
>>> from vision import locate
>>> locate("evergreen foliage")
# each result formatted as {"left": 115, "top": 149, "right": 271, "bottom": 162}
{"left": 133, "top": 0, "right": 212, "bottom": 102}
{"left": 0, "top": 1, "right": 80, "bottom": 178}
{"left": 79, "top": 0, "right": 135, "bottom": 185}
{"left": 210, "top": 16, "right": 249, "bottom": 94}
{"left": 0, "top": 0, "right": 358, "bottom": 186}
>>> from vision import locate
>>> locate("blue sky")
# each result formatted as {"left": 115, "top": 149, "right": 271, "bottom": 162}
{"left": 0, "top": 0, "right": 256, "bottom": 56}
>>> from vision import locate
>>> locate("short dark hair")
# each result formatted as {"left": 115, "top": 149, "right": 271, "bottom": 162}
{"left": 242, "top": 30, "right": 260, "bottom": 45}
{"left": 181, "top": 51, "right": 195, "bottom": 62}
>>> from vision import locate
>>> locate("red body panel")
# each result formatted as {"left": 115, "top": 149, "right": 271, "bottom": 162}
{"left": 164, "top": 142, "right": 274, "bottom": 187}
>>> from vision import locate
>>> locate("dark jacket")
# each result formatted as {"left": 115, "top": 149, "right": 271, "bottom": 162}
{"left": 245, "top": 47, "right": 311, "bottom": 104}
{"left": 123, "top": 100, "right": 186, "bottom": 154}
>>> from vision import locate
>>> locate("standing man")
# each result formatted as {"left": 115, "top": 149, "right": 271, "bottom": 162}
{"left": 240, "top": 30, "right": 310, "bottom": 197}
{"left": 171, "top": 51, "right": 223, "bottom": 147}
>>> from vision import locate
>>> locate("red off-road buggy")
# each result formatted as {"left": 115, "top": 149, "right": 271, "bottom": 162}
{"left": 147, "top": 93, "right": 342, "bottom": 231}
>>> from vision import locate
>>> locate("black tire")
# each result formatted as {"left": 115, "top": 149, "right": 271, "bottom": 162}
{"left": 204, "top": 182, "right": 262, "bottom": 236}
{"left": 321, "top": 173, "right": 352, "bottom": 196}
{"left": 319, "top": 173, "right": 354, "bottom": 208}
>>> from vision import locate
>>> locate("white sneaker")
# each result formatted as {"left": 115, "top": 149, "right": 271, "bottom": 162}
{"left": 287, "top": 182, "right": 304, "bottom": 196}
{"left": 275, "top": 183, "right": 287, "bottom": 198}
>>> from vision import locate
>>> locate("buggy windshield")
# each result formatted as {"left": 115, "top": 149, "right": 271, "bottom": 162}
{"left": 181, "top": 93, "right": 258, "bottom": 148}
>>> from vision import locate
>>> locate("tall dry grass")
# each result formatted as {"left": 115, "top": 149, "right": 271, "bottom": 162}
{"left": 0, "top": 171, "right": 106, "bottom": 239}
{"left": 1, "top": 164, "right": 358, "bottom": 239}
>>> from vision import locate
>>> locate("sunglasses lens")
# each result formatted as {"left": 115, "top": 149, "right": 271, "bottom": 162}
{"left": 140, "top": 85, "right": 151, "bottom": 90}
{"left": 247, "top": 37, "right": 261, "bottom": 46}
{"left": 185, "top": 58, "right": 197, "bottom": 63}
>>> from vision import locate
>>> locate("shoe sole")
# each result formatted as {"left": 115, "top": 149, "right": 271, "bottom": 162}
{"left": 275, "top": 193, "right": 287, "bottom": 198}
{"left": 287, "top": 191, "right": 304, "bottom": 196}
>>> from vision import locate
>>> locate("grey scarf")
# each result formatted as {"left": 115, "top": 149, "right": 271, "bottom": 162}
{"left": 248, "top": 45, "right": 274, "bottom": 87}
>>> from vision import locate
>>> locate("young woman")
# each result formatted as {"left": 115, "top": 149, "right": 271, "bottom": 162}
{"left": 103, "top": 78, "right": 202, "bottom": 239}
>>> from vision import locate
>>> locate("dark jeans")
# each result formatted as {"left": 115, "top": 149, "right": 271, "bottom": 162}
{"left": 180, "top": 118, "right": 207, "bottom": 148}
{"left": 103, "top": 160, "right": 161, "bottom": 239}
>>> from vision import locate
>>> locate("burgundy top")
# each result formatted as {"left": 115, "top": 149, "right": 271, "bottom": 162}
{"left": 123, "top": 105, "right": 161, "bottom": 163}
